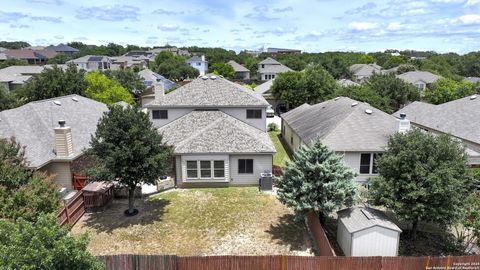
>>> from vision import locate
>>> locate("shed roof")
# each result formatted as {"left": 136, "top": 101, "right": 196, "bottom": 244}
{"left": 337, "top": 207, "right": 402, "bottom": 233}
{"left": 228, "top": 60, "right": 249, "bottom": 72}
{"left": 396, "top": 71, "right": 440, "bottom": 84}
{"left": 157, "top": 110, "right": 276, "bottom": 154}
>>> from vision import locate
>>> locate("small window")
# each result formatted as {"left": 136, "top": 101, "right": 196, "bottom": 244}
{"left": 246, "top": 109, "right": 262, "bottom": 119}
{"left": 186, "top": 161, "right": 198, "bottom": 178}
{"left": 272, "top": 74, "right": 275, "bottom": 79}
{"left": 196, "top": 62, "right": 201, "bottom": 66}
{"left": 372, "top": 153, "right": 382, "bottom": 174}
{"left": 152, "top": 110, "right": 168, "bottom": 119}
{"left": 214, "top": 160, "right": 225, "bottom": 178}
{"left": 200, "top": 161, "right": 211, "bottom": 178}
{"left": 238, "top": 159, "right": 253, "bottom": 174}
{"left": 291, "top": 136, "right": 293, "bottom": 145}
{"left": 360, "top": 154, "right": 371, "bottom": 174}
{"left": 261, "top": 64, "right": 265, "bottom": 68}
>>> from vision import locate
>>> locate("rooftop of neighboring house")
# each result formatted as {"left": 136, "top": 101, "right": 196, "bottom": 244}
{"left": 337, "top": 79, "right": 360, "bottom": 87}
{"left": 110, "top": 55, "right": 147, "bottom": 66}
{"left": 394, "top": 95, "right": 480, "bottom": 146}
{"left": 46, "top": 44, "right": 79, "bottom": 53}
{"left": 138, "top": 69, "right": 178, "bottom": 91}
{"left": 186, "top": 55, "right": 207, "bottom": 63}
{"left": 0, "top": 65, "right": 46, "bottom": 84}
{"left": 266, "top": 48, "right": 301, "bottom": 53}
{"left": 465, "top": 77, "right": 480, "bottom": 83}
{"left": 258, "top": 57, "right": 292, "bottom": 74}
{"left": 157, "top": 110, "right": 276, "bottom": 154}
{"left": 396, "top": 71, "right": 440, "bottom": 84}
{"left": 146, "top": 75, "right": 268, "bottom": 108}
{"left": 4, "top": 49, "right": 57, "bottom": 60}
{"left": 254, "top": 79, "right": 274, "bottom": 95}
{"left": 0, "top": 95, "right": 108, "bottom": 168}
{"left": 259, "top": 57, "right": 281, "bottom": 65}
{"left": 281, "top": 97, "right": 399, "bottom": 152}
{"left": 227, "top": 60, "right": 249, "bottom": 72}
{"left": 124, "top": 50, "right": 155, "bottom": 57}
{"left": 349, "top": 64, "right": 383, "bottom": 77}
{"left": 69, "top": 55, "right": 110, "bottom": 63}
{"left": 337, "top": 207, "right": 402, "bottom": 233}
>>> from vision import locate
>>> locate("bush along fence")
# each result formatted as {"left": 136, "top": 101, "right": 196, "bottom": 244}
{"left": 97, "top": 254, "right": 480, "bottom": 270}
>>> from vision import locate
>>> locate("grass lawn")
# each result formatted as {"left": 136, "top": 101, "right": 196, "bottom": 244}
{"left": 269, "top": 131, "right": 292, "bottom": 168}
{"left": 71, "top": 187, "right": 314, "bottom": 256}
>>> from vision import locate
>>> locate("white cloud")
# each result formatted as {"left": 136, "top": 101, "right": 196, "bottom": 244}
{"left": 466, "top": 0, "right": 480, "bottom": 5}
{"left": 157, "top": 23, "right": 179, "bottom": 31}
{"left": 348, "top": 21, "right": 378, "bottom": 31}
{"left": 387, "top": 22, "right": 404, "bottom": 31}
{"left": 447, "top": 14, "right": 480, "bottom": 25}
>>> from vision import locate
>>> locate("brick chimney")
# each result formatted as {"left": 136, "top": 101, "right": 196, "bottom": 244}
{"left": 54, "top": 120, "right": 74, "bottom": 157}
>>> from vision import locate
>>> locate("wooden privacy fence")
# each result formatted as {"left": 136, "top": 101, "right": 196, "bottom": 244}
{"left": 57, "top": 191, "right": 85, "bottom": 226}
{"left": 306, "top": 211, "right": 336, "bottom": 256}
{"left": 97, "top": 255, "right": 480, "bottom": 270}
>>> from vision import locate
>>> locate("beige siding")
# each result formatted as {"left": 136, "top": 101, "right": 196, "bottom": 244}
{"left": 229, "top": 154, "right": 272, "bottom": 185}
{"left": 341, "top": 152, "right": 381, "bottom": 183}
{"left": 150, "top": 108, "right": 193, "bottom": 128}
{"left": 39, "top": 162, "right": 73, "bottom": 190}
{"left": 282, "top": 121, "right": 302, "bottom": 151}
{"left": 221, "top": 108, "right": 266, "bottom": 131}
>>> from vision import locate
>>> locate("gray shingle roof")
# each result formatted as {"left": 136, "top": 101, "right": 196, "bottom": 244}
{"left": 337, "top": 79, "right": 360, "bottom": 87}
{"left": 186, "top": 55, "right": 205, "bottom": 62}
{"left": 337, "top": 207, "right": 402, "bottom": 233}
{"left": 138, "top": 69, "right": 178, "bottom": 91}
{"left": 281, "top": 97, "right": 399, "bottom": 152}
{"left": 228, "top": 60, "right": 249, "bottom": 72}
{"left": 46, "top": 44, "right": 79, "bottom": 53}
{"left": 157, "top": 110, "right": 276, "bottom": 154}
{"left": 259, "top": 57, "right": 280, "bottom": 65}
{"left": 394, "top": 95, "right": 480, "bottom": 145}
{"left": 465, "top": 77, "right": 480, "bottom": 83}
{"left": 396, "top": 71, "right": 440, "bottom": 84}
{"left": 146, "top": 76, "right": 269, "bottom": 107}
{"left": 349, "top": 64, "right": 383, "bottom": 77}
{"left": 254, "top": 79, "right": 274, "bottom": 95}
{"left": 0, "top": 95, "right": 108, "bottom": 168}
{"left": 258, "top": 64, "right": 292, "bottom": 74}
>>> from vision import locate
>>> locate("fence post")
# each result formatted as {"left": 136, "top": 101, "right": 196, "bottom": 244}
{"left": 64, "top": 201, "right": 70, "bottom": 224}
{"left": 281, "top": 255, "right": 285, "bottom": 270}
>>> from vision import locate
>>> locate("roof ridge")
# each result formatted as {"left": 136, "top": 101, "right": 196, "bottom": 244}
{"left": 172, "top": 112, "right": 226, "bottom": 150}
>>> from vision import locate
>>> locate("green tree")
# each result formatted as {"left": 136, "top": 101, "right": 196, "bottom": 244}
{"left": 382, "top": 56, "right": 407, "bottom": 69}
{"left": 370, "top": 129, "right": 474, "bottom": 239}
{"left": 0, "top": 58, "right": 28, "bottom": 69}
{"left": 46, "top": 53, "right": 70, "bottom": 64}
{"left": 87, "top": 106, "right": 173, "bottom": 215}
{"left": 0, "top": 138, "right": 32, "bottom": 189}
{"left": 103, "top": 69, "right": 146, "bottom": 97}
{"left": 333, "top": 85, "right": 392, "bottom": 113}
{"left": 0, "top": 214, "right": 103, "bottom": 270}
{"left": 271, "top": 64, "right": 337, "bottom": 108}
{"left": 366, "top": 74, "right": 419, "bottom": 111}
{"left": 359, "top": 54, "right": 375, "bottom": 64}
{"left": 210, "top": 62, "right": 235, "bottom": 78}
{"left": 424, "top": 78, "right": 477, "bottom": 104}
{"left": 0, "top": 85, "right": 17, "bottom": 111}
{"left": 276, "top": 139, "right": 357, "bottom": 221}
{"left": 151, "top": 51, "right": 199, "bottom": 81}
{"left": 21, "top": 64, "right": 86, "bottom": 102}
{"left": 85, "top": 71, "right": 134, "bottom": 105}
{"left": 454, "top": 194, "right": 480, "bottom": 253}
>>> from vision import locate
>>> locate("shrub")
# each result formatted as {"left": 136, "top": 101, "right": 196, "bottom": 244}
{"left": 268, "top": 122, "right": 279, "bottom": 132}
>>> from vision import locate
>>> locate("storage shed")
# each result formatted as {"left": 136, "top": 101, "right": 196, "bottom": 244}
{"left": 337, "top": 207, "right": 401, "bottom": 257}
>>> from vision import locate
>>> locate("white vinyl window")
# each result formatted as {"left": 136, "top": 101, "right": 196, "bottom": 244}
{"left": 186, "top": 160, "right": 225, "bottom": 180}
{"left": 359, "top": 153, "right": 382, "bottom": 175}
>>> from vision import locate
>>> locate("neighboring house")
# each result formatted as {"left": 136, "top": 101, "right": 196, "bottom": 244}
{"left": 337, "top": 79, "right": 360, "bottom": 87}
{"left": 68, "top": 55, "right": 112, "bottom": 71}
{"left": 110, "top": 55, "right": 147, "bottom": 70}
{"left": 124, "top": 50, "right": 155, "bottom": 59}
{"left": 258, "top": 57, "right": 292, "bottom": 81}
{"left": 0, "top": 65, "right": 46, "bottom": 91}
{"left": 281, "top": 97, "right": 406, "bottom": 183}
{"left": 393, "top": 95, "right": 480, "bottom": 166}
{"left": 149, "top": 46, "right": 190, "bottom": 56}
{"left": 138, "top": 69, "right": 178, "bottom": 105}
{"left": 0, "top": 95, "right": 108, "bottom": 190}
{"left": 253, "top": 79, "right": 285, "bottom": 113}
{"left": 266, "top": 48, "right": 301, "bottom": 54}
{"left": 186, "top": 55, "right": 208, "bottom": 76}
{"left": 45, "top": 44, "right": 79, "bottom": 55}
{"left": 145, "top": 75, "right": 276, "bottom": 188}
{"left": 465, "top": 77, "right": 480, "bottom": 83}
{"left": 337, "top": 207, "right": 401, "bottom": 257}
{"left": 396, "top": 71, "right": 440, "bottom": 92}
{"left": 349, "top": 64, "right": 383, "bottom": 83}
{"left": 3, "top": 49, "right": 57, "bottom": 64}
{"left": 228, "top": 60, "right": 250, "bottom": 80}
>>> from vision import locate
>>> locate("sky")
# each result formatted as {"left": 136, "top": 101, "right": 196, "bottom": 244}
{"left": 1, "top": 0, "right": 480, "bottom": 53}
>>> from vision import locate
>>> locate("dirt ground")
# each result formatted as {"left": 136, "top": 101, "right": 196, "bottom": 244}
{"left": 71, "top": 187, "right": 315, "bottom": 256}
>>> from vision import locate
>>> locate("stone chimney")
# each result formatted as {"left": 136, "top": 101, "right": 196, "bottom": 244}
{"left": 54, "top": 120, "right": 74, "bottom": 157}
{"left": 397, "top": 113, "right": 411, "bottom": 133}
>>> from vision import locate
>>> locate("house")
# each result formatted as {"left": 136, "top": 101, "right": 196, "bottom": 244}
{"left": 186, "top": 55, "right": 208, "bottom": 76}
{"left": 67, "top": 55, "right": 112, "bottom": 71}
{"left": 253, "top": 79, "right": 285, "bottom": 113}
{"left": 138, "top": 69, "right": 179, "bottom": 105}
{"left": 337, "top": 79, "right": 360, "bottom": 87}
{"left": 266, "top": 48, "right": 301, "bottom": 55}
{"left": 45, "top": 44, "right": 79, "bottom": 55}
{"left": 349, "top": 64, "right": 383, "bottom": 83}
{"left": 258, "top": 57, "right": 292, "bottom": 81}
{"left": 0, "top": 95, "right": 108, "bottom": 191}
{"left": 228, "top": 60, "right": 250, "bottom": 80}
{"left": 337, "top": 207, "right": 401, "bottom": 256}
{"left": 0, "top": 65, "right": 46, "bottom": 91}
{"left": 110, "top": 55, "right": 147, "bottom": 70}
{"left": 124, "top": 50, "right": 155, "bottom": 59}
{"left": 396, "top": 71, "right": 440, "bottom": 92}
{"left": 149, "top": 46, "right": 190, "bottom": 56}
{"left": 281, "top": 97, "right": 406, "bottom": 183}
{"left": 393, "top": 95, "right": 480, "bottom": 166}
{"left": 3, "top": 49, "right": 57, "bottom": 64}
{"left": 145, "top": 75, "right": 276, "bottom": 188}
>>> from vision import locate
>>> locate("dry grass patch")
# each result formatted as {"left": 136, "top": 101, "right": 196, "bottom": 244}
{"left": 71, "top": 187, "right": 315, "bottom": 256}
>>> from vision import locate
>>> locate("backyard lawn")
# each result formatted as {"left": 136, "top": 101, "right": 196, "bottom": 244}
{"left": 269, "top": 131, "right": 291, "bottom": 167}
{"left": 71, "top": 187, "right": 314, "bottom": 256}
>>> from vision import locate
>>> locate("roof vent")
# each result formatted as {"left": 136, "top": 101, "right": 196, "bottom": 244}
{"left": 53, "top": 100, "right": 61, "bottom": 106}
{"left": 201, "top": 76, "right": 208, "bottom": 80}
{"left": 334, "top": 97, "right": 340, "bottom": 101}
{"left": 365, "top": 109, "right": 373, "bottom": 115}
{"left": 72, "top": 97, "right": 78, "bottom": 102}
{"left": 470, "top": 95, "right": 477, "bottom": 100}
{"left": 58, "top": 120, "right": 66, "bottom": 127}
{"left": 351, "top": 102, "right": 358, "bottom": 107}
{"left": 210, "top": 75, "right": 217, "bottom": 80}
{"left": 361, "top": 209, "right": 375, "bottom": 220}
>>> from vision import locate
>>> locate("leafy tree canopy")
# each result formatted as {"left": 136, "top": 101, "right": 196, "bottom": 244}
{"left": 151, "top": 51, "right": 199, "bottom": 81}
{"left": 0, "top": 85, "right": 16, "bottom": 111}
{"left": 210, "top": 62, "right": 235, "bottom": 79}
{"left": 366, "top": 74, "right": 420, "bottom": 111}
{"left": 103, "top": 69, "right": 146, "bottom": 97}
{"left": 424, "top": 78, "right": 479, "bottom": 105}
{"left": 85, "top": 71, "right": 134, "bottom": 105}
